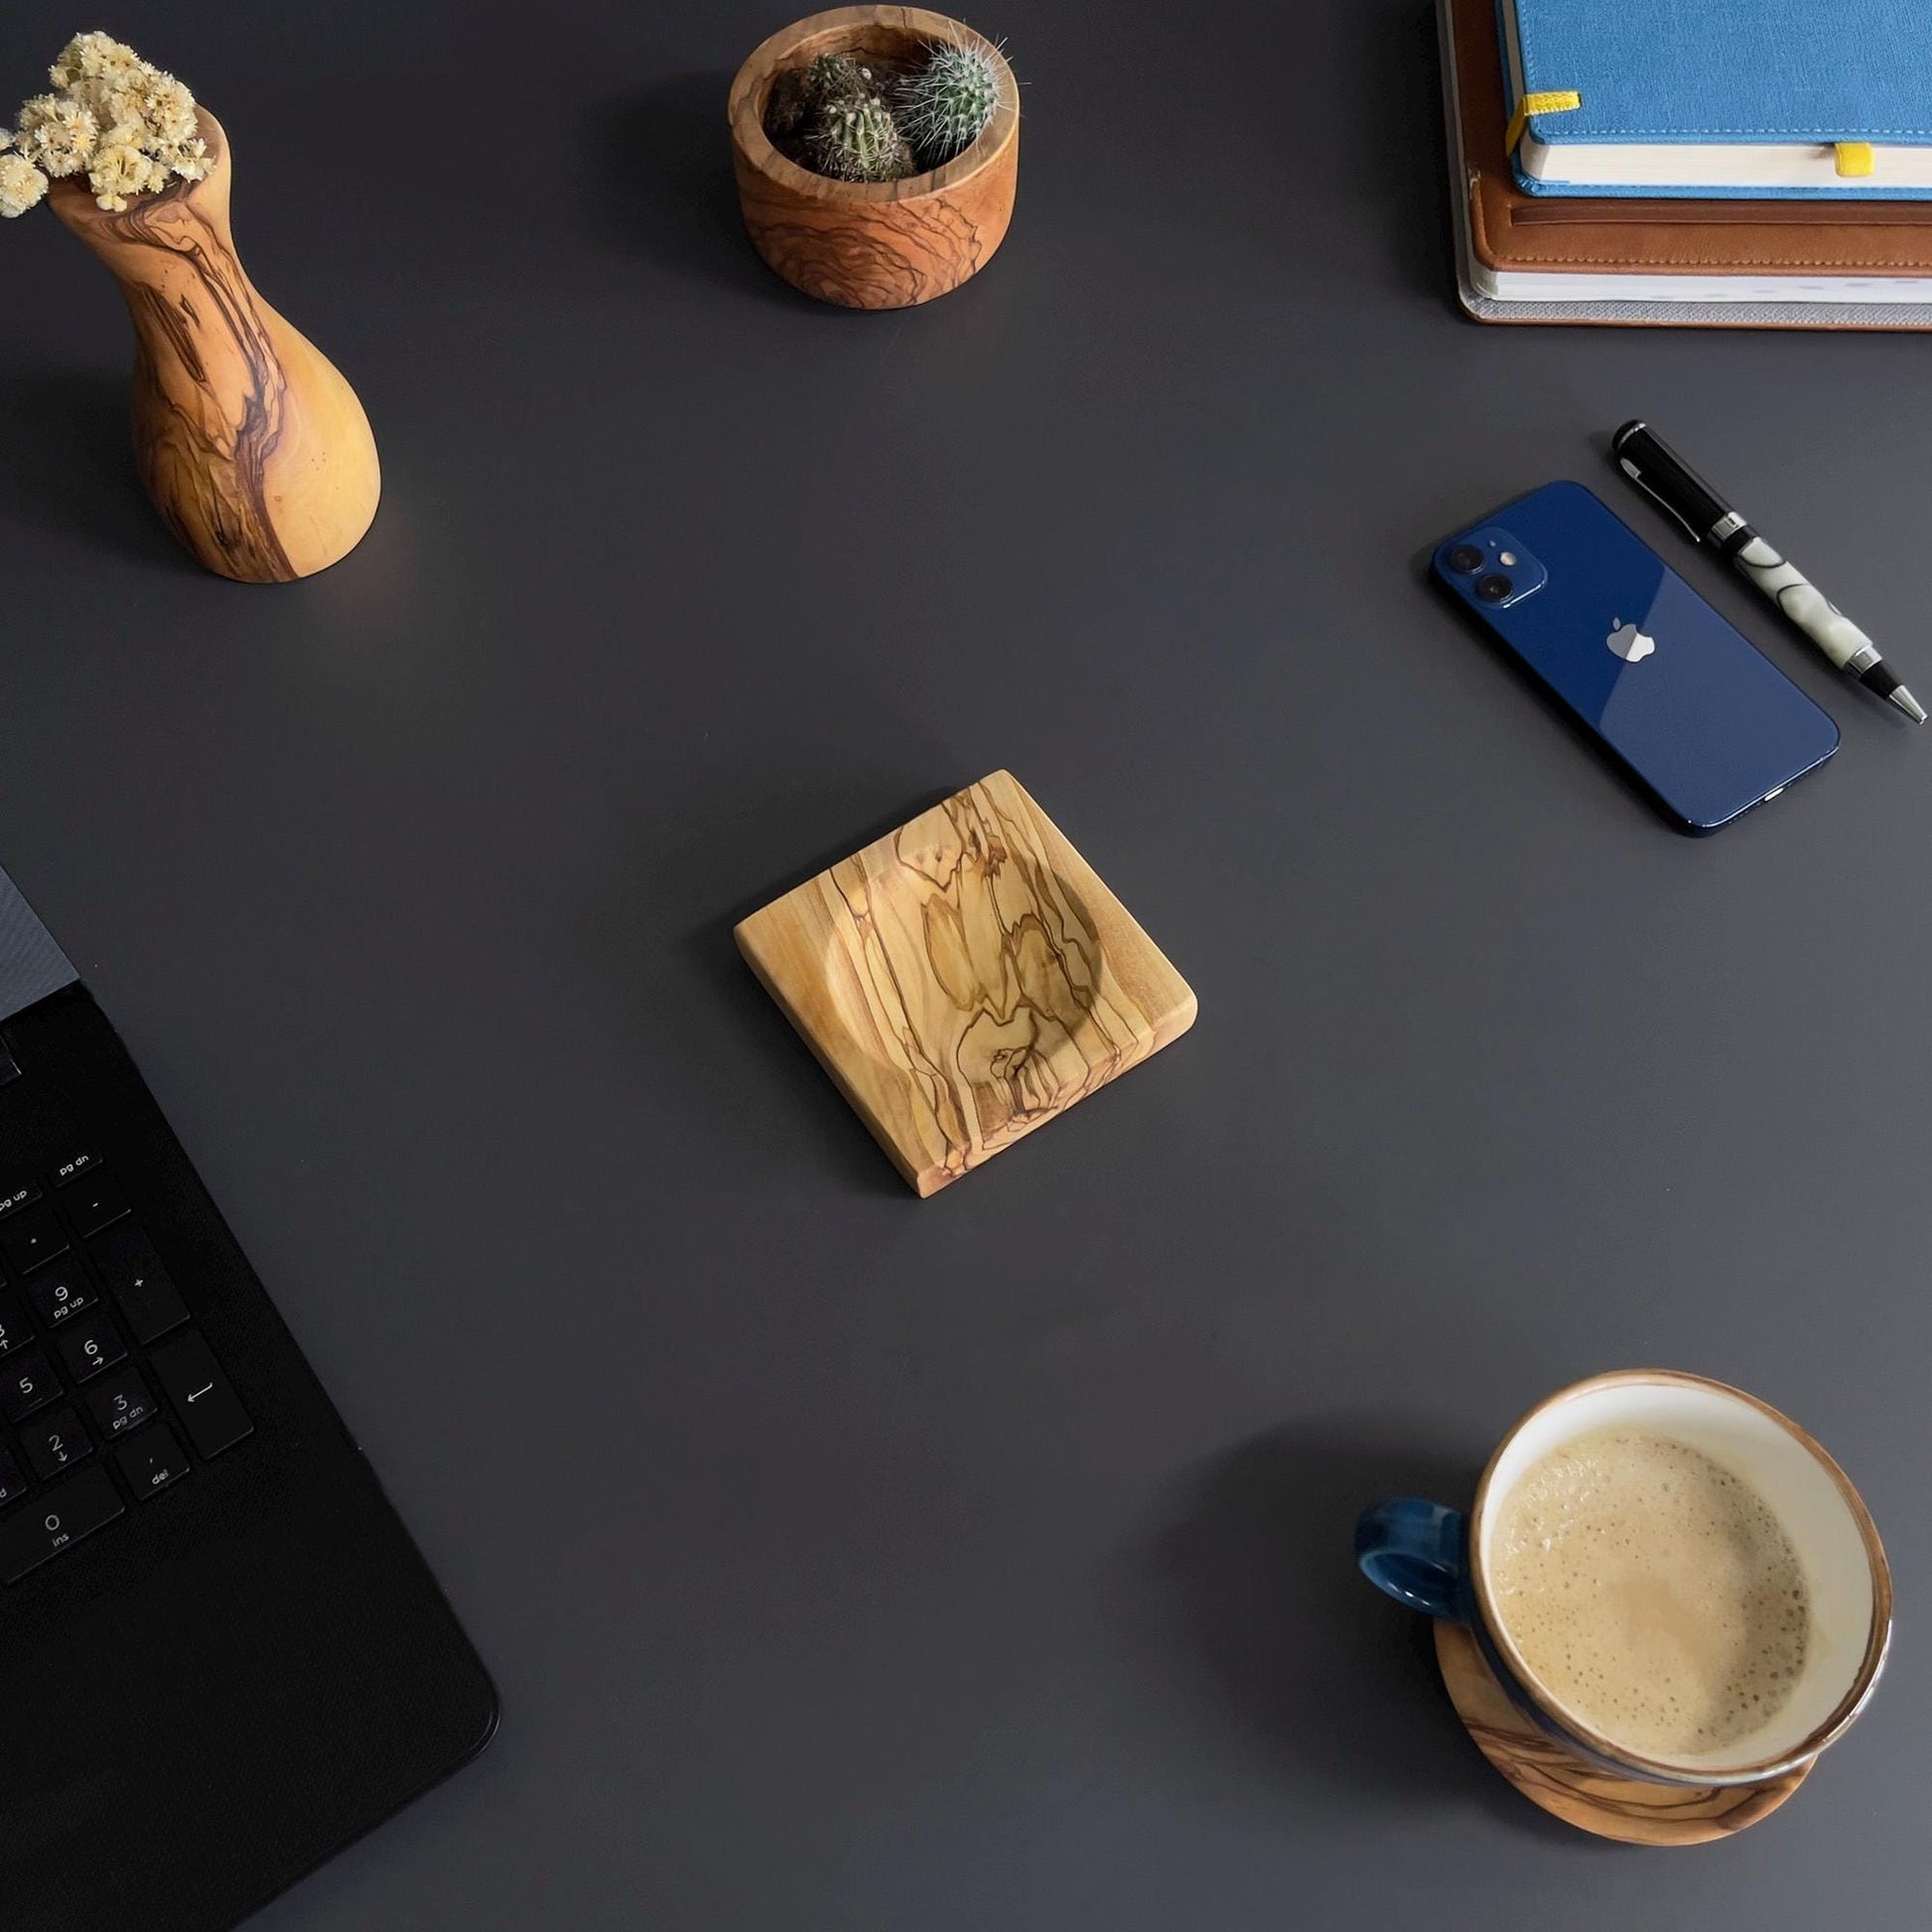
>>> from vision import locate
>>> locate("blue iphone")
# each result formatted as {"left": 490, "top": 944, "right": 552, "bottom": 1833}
{"left": 1432, "top": 481, "right": 1838, "bottom": 834}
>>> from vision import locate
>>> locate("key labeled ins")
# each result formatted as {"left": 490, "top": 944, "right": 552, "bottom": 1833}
{"left": 0, "top": 1464, "right": 122, "bottom": 1583}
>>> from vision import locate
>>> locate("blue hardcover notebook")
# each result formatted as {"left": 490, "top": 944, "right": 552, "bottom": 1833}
{"left": 1503, "top": 0, "right": 1932, "bottom": 199}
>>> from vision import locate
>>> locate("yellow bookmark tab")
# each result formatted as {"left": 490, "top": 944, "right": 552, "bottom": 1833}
{"left": 1836, "top": 141, "right": 1876, "bottom": 177}
{"left": 1506, "top": 88, "right": 1582, "bottom": 153}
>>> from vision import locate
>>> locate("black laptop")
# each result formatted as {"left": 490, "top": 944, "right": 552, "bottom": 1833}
{"left": 0, "top": 868, "right": 496, "bottom": 1929}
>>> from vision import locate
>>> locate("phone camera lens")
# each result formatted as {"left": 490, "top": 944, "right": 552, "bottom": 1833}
{"left": 1448, "top": 544, "right": 1486, "bottom": 574}
{"left": 1475, "top": 574, "right": 1513, "bottom": 604}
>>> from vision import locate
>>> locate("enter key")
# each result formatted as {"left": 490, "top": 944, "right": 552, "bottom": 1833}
{"left": 149, "top": 1331, "right": 253, "bottom": 1459}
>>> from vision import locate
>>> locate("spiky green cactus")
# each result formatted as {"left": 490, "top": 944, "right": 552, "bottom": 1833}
{"left": 767, "top": 55, "right": 880, "bottom": 154}
{"left": 808, "top": 93, "right": 915, "bottom": 183}
{"left": 895, "top": 42, "right": 1003, "bottom": 167}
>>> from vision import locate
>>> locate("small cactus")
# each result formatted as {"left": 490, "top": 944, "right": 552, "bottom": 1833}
{"left": 767, "top": 54, "right": 872, "bottom": 150}
{"left": 808, "top": 93, "right": 915, "bottom": 183}
{"left": 805, "top": 51, "right": 893, "bottom": 114}
{"left": 895, "top": 41, "right": 1003, "bottom": 168}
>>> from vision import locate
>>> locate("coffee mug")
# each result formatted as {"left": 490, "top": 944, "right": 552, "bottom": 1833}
{"left": 1355, "top": 1370, "right": 1892, "bottom": 1786}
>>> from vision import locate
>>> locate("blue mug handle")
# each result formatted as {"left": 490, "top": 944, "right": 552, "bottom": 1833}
{"left": 1354, "top": 1498, "right": 1469, "bottom": 1620}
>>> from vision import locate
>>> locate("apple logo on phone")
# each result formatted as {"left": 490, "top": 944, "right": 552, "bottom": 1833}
{"left": 1606, "top": 619, "right": 1657, "bottom": 662}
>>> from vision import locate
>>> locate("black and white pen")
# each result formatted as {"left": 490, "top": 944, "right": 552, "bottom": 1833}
{"left": 1611, "top": 420, "right": 1925, "bottom": 724}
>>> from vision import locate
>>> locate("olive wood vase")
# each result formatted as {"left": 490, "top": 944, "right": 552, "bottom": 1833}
{"left": 50, "top": 113, "right": 380, "bottom": 583}
{"left": 729, "top": 6, "right": 1020, "bottom": 310}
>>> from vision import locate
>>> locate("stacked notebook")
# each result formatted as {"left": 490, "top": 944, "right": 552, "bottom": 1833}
{"left": 1439, "top": 0, "right": 1932, "bottom": 327}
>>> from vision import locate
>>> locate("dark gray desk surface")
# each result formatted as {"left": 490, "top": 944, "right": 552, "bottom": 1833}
{"left": 5, "top": 1, "right": 1930, "bottom": 1924}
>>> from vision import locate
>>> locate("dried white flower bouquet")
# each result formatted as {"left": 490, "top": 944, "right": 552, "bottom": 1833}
{"left": 1, "top": 31, "right": 208, "bottom": 218}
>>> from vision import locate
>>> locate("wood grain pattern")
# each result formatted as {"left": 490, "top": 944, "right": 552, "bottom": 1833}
{"left": 729, "top": 7, "right": 1020, "bottom": 309}
{"left": 737, "top": 772, "right": 1195, "bottom": 1195}
{"left": 1434, "top": 1621, "right": 1810, "bottom": 1845}
{"left": 50, "top": 113, "right": 379, "bottom": 583}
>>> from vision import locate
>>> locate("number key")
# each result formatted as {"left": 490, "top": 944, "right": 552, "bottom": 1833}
{"left": 0, "top": 1294, "right": 30, "bottom": 1358}
{"left": 85, "top": 1367, "right": 157, "bottom": 1439}
{"left": 0, "top": 1465, "right": 121, "bottom": 1582}
{"left": 21, "top": 1408, "right": 91, "bottom": 1481}
{"left": 56, "top": 1315, "right": 125, "bottom": 1385}
{"left": 27, "top": 1267, "right": 96, "bottom": 1329}
{"left": 0, "top": 1447, "right": 25, "bottom": 1504}
{"left": 2, "top": 1351, "right": 60, "bottom": 1424}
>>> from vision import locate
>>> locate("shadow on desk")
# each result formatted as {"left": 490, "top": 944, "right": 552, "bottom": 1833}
{"left": 586, "top": 775, "right": 958, "bottom": 1199}
{"left": 0, "top": 368, "right": 180, "bottom": 569}
{"left": 1330, "top": 0, "right": 1458, "bottom": 309}
{"left": 591, "top": 73, "right": 812, "bottom": 306}
{"left": 1116, "top": 1419, "right": 1592, "bottom": 1841}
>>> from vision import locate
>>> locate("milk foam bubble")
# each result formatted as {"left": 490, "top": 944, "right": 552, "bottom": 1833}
{"left": 1491, "top": 1429, "right": 1810, "bottom": 1757}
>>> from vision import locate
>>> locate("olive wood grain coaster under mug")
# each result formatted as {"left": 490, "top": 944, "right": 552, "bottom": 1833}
{"left": 1356, "top": 1370, "right": 1892, "bottom": 1846}
{"left": 729, "top": 7, "right": 1020, "bottom": 310}
{"left": 1433, "top": 1618, "right": 1810, "bottom": 1844}
{"left": 50, "top": 112, "right": 380, "bottom": 583}
{"left": 736, "top": 771, "right": 1195, "bottom": 1195}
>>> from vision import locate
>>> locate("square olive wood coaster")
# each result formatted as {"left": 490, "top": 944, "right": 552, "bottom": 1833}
{"left": 735, "top": 771, "right": 1197, "bottom": 1196}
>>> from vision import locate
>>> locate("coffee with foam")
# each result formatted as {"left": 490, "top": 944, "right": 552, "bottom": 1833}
{"left": 1491, "top": 1429, "right": 1812, "bottom": 1759}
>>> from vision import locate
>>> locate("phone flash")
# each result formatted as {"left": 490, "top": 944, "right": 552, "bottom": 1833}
{"left": 1499, "top": 550, "right": 1518, "bottom": 566}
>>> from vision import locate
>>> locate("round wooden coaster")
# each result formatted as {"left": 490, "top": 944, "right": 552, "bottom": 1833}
{"left": 1434, "top": 1620, "right": 1811, "bottom": 1845}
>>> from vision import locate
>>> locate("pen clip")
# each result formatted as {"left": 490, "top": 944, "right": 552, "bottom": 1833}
{"left": 1616, "top": 456, "right": 1705, "bottom": 546}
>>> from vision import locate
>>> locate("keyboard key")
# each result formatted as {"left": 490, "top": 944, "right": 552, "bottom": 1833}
{"left": 21, "top": 1408, "right": 91, "bottom": 1481}
{"left": 1, "top": 1205, "right": 68, "bottom": 1275}
{"left": 60, "top": 1173, "right": 128, "bottom": 1240}
{"left": 0, "top": 1465, "right": 121, "bottom": 1582}
{"left": 27, "top": 1266, "right": 96, "bottom": 1329}
{"left": 114, "top": 1426, "right": 190, "bottom": 1500}
{"left": 0, "top": 1447, "right": 26, "bottom": 1505}
{"left": 86, "top": 1368, "right": 158, "bottom": 1438}
{"left": 151, "top": 1332, "right": 252, "bottom": 1459}
{"left": 0, "top": 1179, "right": 42, "bottom": 1219}
{"left": 50, "top": 1149, "right": 100, "bottom": 1186}
{"left": 2, "top": 1352, "right": 60, "bottom": 1424}
{"left": 88, "top": 1222, "right": 188, "bottom": 1344}
{"left": 0, "top": 1041, "right": 19, "bottom": 1087}
{"left": 56, "top": 1315, "right": 125, "bottom": 1384}
{"left": 0, "top": 1294, "right": 31, "bottom": 1358}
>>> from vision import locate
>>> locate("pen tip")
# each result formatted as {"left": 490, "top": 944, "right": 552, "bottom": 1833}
{"left": 1891, "top": 686, "right": 1928, "bottom": 725}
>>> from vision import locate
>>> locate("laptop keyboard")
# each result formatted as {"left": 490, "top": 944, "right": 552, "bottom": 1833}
{"left": 0, "top": 1148, "right": 250, "bottom": 1584}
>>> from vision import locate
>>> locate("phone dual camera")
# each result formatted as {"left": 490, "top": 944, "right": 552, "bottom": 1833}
{"left": 1438, "top": 528, "right": 1548, "bottom": 610}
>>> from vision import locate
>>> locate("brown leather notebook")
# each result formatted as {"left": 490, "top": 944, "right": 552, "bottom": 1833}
{"left": 1451, "top": 0, "right": 1932, "bottom": 279}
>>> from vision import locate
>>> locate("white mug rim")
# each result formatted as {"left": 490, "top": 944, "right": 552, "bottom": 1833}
{"left": 1468, "top": 1369, "right": 1892, "bottom": 1785}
